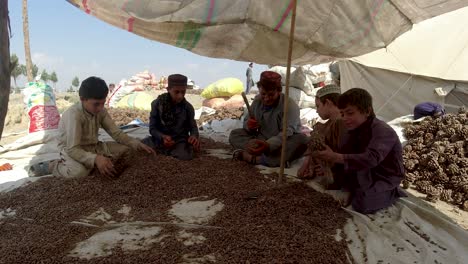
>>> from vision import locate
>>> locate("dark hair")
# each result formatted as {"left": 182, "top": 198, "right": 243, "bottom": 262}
{"left": 318, "top": 93, "right": 340, "bottom": 106}
{"left": 338, "top": 88, "right": 375, "bottom": 117}
{"left": 79, "top": 76, "right": 108, "bottom": 99}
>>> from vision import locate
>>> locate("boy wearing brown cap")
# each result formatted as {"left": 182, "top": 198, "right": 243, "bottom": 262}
{"left": 230, "top": 71, "right": 308, "bottom": 167}
{"left": 143, "top": 74, "right": 200, "bottom": 160}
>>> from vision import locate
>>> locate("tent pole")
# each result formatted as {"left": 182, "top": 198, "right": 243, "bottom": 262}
{"left": 277, "top": 0, "right": 297, "bottom": 185}
{"left": 0, "top": 0, "right": 11, "bottom": 141}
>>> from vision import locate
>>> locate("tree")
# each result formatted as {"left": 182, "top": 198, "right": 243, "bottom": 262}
{"left": 40, "top": 69, "right": 49, "bottom": 83}
{"left": 22, "top": 0, "right": 33, "bottom": 82}
{"left": 67, "top": 86, "right": 74, "bottom": 93}
{"left": 72, "top": 76, "right": 80, "bottom": 89}
{"left": 1, "top": 0, "right": 11, "bottom": 140}
{"left": 10, "top": 54, "right": 22, "bottom": 87}
{"left": 22, "top": 64, "right": 38, "bottom": 81}
{"left": 31, "top": 64, "right": 38, "bottom": 79}
{"left": 50, "top": 71, "right": 58, "bottom": 89}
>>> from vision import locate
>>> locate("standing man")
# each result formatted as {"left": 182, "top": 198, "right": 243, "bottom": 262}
{"left": 246, "top": 62, "right": 254, "bottom": 94}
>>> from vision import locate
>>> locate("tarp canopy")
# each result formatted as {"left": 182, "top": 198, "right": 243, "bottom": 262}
{"left": 67, "top": 0, "right": 468, "bottom": 65}
{"left": 350, "top": 6, "right": 468, "bottom": 82}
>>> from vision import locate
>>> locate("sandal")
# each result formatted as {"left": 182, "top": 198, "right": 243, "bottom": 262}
{"left": 232, "top": 149, "right": 258, "bottom": 165}
{"left": 232, "top": 149, "right": 244, "bottom": 161}
{"left": 28, "top": 160, "right": 54, "bottom": 177}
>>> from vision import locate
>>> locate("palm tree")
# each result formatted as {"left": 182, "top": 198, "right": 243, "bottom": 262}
{"left": 50, "top": 71, "right": 58, "bottom": 90}
{"left": 1, "top": 0, "right": 11, "bottom": 140}
{"left": 10, "top": 54, "right": 23, "bottom": 87}
{"left": 40, "top": 69, "right": 49, "bottom": 83}
{"left": 22, "top": 0, "right": 33, "bottom": 81}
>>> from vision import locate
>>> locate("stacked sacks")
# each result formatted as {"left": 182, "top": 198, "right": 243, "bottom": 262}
{"left": 107, "top": 70, "right": 159, "bottom": 108}
{"left": 128, "top": 70, "right": 159, "bottom": 90}
{"left": 402, "top": 107, "right": 468, "bottom": 210}
{"left": 107, "top": 79, "right": 145, "bottom": 108}
{"left": 201, "top": 78, "right": 245, "bottom": 109}
{"left": 269, "top": 64, "right": 331, "bottom": 108}
{"left": 22, "top": 82, "right": 60, "bottom": 133}
{"left": 115, "top": 92, "right": 154, "bottom": 111}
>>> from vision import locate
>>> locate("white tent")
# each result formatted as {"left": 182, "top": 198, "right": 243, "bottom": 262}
{"left": 339, "top": 6, "right": 468, "bottom": 121}
{"left": 67, "top": 0, "right": 468, "bottom": 65}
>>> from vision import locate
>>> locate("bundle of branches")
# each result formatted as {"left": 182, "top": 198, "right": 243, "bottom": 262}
{"left": 402, "top": 107, "right": 468, "bottom": 210}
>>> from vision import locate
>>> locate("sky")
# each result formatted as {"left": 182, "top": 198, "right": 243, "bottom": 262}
{"left": 8, "top": 0, "right": 267, "bottom": 91}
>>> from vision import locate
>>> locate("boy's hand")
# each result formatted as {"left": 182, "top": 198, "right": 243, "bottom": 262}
{"left": 297, "top": 157, "right": 311, "bottom": 179}
{"left": 247, "top": 118, "right": 260, "bottom": 130}
{"left": 162, "top": 135, "right": 175, "bottom": 149}
{"left": 95, "top": 155, "right": 117, "bottom": 178}
{"left": 188, "top": 136, "right": 200, "bottom": 152}
{"left": 313, "top": 164, "right": 325, "bottom": 177}
{"left": 313, "top": 145, "right": 344, "bottom": 164}
{"left": 137, "top": 142, "right": 156, "bottom": 155}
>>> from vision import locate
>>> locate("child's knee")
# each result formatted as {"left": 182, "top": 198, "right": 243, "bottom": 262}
{"left": 55, "top": 163, "right": 90, "bottom": 178}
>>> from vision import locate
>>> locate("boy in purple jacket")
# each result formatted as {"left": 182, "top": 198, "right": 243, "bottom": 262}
{"left": 313, "top": 88, "right": 406, "bottom": 214}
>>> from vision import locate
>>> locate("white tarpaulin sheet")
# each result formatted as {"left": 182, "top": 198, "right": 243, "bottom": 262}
{"left": 350, "top": 6, "right": 468, "bottom": 82}
{"left": 339, "top": 60, "right": 467, "bottom": 121}
{"left": 66, "top": 0, "right": 468, "bottom": 65}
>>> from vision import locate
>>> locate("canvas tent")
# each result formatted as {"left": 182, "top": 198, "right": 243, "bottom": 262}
{"left": 66, "top": 0, "right": 468, "bottom": 65}
{"left": 339, "top": 6, "right": 468, "bottom": 121}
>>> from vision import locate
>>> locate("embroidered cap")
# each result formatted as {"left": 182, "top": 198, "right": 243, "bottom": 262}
{"left": 316, "top": 84, "right": 341, "bottom": 98}
{"left": 167, "top": 74, "right": 188, "bottom": 87}
{"left": 258, "top": 71, "right": 282, "bottom": 89}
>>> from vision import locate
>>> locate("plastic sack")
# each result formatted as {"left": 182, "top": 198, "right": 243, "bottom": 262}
{"left": 283, "top": 86, "right": 318, "bottom": 109}
{"left": 268, "top": 66, "right": 297, "bottom": 86}
{"left": 202, "top": 95, "right": 244, "bottom": 109}
{"left": 28, "top": 105, "right": 60, "bottom": 133}
{"left": 223, "top": 94, "right": 244, "bottom": 109}
{"left": 22, "top": 82, "right": 60, "bottom": 133}
{"left": 201, "top": 78, "right": 244, "bottom": 99}
{"left": 115, "top": 92, "right": 154, "bottom": 111}
{"left": 290, "top": 67, "right": 315, "bottom": 96}
{"left": 202, "top": 97, "right": 229, "bottom": 109}
{"left": 22, "top": 82, "right": 57, "bottom": 112}
{"left": 107, "top": 80, "right": 145, "bottom": 107}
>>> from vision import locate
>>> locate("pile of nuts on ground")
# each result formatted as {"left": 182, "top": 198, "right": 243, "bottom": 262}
{"left": 402, "top": 107, "right": 468, "bottom": 210}
{"left": 0, "top": 138, "right": 351, "bottom": 263}
{"left": 107, "top": 108, "right": 150, "bottom": 127}
{"left": 197, "top": 107, "right": 244, "bottom": 127}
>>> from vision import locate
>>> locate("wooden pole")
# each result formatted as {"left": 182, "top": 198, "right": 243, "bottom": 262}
{"left": 0, "top": 0, "right": 11, "bottom": 141}
{"left": 22, "top": 0, "right": 33, "bottom": 82}
{"left": 277, "top": 0, "right": 297, "bottom": 185}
